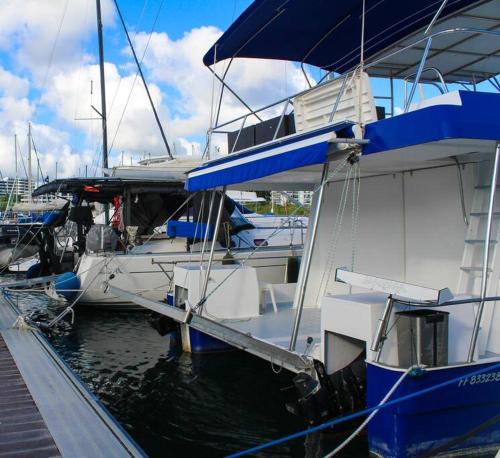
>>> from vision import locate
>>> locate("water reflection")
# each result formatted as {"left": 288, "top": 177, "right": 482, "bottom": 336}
{"left": 2, "top": 278, "right": 367, "bottom": 457}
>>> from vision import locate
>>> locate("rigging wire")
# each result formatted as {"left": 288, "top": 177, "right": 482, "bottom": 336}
{"left": 73, "top": 0, "right": 91, "bottom": 126}
{"left": 31, "top": 135, "right": 46, "bottom": 184}
{"left": 90, "top": 0, "right": 150, "bottom": 176}
{"left": 106, "top": 0, "right": 150, "bottom": 120}
{"left": 194, "top": 159, "right": 350, "bottom": 311}
{"left": 109, "top": 0, "right": 166, "bottom": 156}
{"left": 324, "top": 366, "right": 412, "bottom": 457}
{"left": 16, "top": 135, "right": 28, "bottom": 180}
{"left": 40, "top": 0, "right": 70, "bottom": 97}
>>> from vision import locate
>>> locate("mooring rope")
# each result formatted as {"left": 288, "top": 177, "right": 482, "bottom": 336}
{"left": 226, "top": 360, "right": 500, "bottom": 457}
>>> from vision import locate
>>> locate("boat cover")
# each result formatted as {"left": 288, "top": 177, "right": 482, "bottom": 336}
{"left": 32, "top": 178, "right": 187, "bottom": 203}
{"left": 203, "top": 0, "right": 479, "bottom": 74}
{"left": 186, "top": 121, "right": 354, "bottom": 192}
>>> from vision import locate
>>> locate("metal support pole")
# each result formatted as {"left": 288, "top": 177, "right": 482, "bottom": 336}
{"left": 424, "top": 0, "right": 449, "bottom": 36}
{"left": 208, "top": 68, "right": 263, "bottom": 122}
{"left": 371, "top": 295, "right": 394, "bottom": 362}
{"left": 452, "top": 156, "right": 469, "bottom": 225}
{"left": 404, "top": 37, "right": 432, "bottom": 112}
{"left": 96, "top": 0, "right": 109, "bottom": 223}
{"left": 329, "top": 74, "right": 348, "bottom": 123}
{"left": 389, "top": 76, "right": 394, "bottom": 117}
{"left": 14, "top": 134, "right": 18, "bottom": 204}
{"left": 468, "top": 144, "right": 500, "bottom": 362}
{"left": 289, "top": 162, "right": 329, "bottom": 351}
{"left": 27, "top": 122, "right": 32, "bottom": 203}
{"left": 200, "top": 191, "right": 215, "bottom": 260}
{"left": 96, "top": 0, "right": 108, "bottom": 169}
{"left": 199, "top": 189, "right": 226, "bottom": 307}
{"left": 273, "top": 99, "right": 289, "bottom": 140}
{"left": 230, "top": 115, "right": 248, "bottom": 154}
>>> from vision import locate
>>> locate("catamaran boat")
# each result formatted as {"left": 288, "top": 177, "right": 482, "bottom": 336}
{"left": 107, "top": 0, "right": 500, "bottom": 456}
{"left": 31, "top": 177, "right": 302, "bottom": 308}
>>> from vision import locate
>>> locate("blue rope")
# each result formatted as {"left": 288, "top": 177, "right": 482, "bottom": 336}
{"left": 227, "top": 360, "right": 500, "bottom": 457}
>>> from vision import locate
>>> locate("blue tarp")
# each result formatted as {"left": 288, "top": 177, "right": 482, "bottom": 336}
{"left": 167, "top": 220, "right": 214, "bottom": 239}
{"left": 203, "top": 0, "right": 478, "bottom": 73}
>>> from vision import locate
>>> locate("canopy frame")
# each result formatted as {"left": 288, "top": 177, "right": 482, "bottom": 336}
{"left": 206, "top": 26, "right": 500, "bottom": 152}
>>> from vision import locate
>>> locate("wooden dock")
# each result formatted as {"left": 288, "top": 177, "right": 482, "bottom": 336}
{"left": 0, "top": 291, "right": 145, "bottom": 457}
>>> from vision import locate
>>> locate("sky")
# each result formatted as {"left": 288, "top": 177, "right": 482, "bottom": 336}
{"left": 0, "top": 0, "right": 317, "bottom": 181}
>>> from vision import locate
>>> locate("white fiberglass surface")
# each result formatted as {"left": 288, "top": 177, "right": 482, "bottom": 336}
{"left": 228, "top": 303, "right": 321, "bottom": 357}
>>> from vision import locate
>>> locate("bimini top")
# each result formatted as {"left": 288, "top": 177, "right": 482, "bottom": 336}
{"left": 203, "top": 0, "right": 500, "bottom": 82}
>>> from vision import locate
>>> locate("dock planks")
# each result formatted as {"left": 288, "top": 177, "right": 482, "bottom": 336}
{"left": 0, "top": 335, "right": 61, "bottom": 457}
{"left": 0, "top": 291, "right": 144, "bottom": 458}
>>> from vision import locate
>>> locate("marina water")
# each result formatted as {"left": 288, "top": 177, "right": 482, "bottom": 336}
{"left": 2, "top": 275, "right": 367, "bottom": 457}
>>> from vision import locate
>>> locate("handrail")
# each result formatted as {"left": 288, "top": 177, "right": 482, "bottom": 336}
{"left": 403, "top": 67, "right": 449, "bottom": 106}
{"left": 393, "top": 295, "right": 500, "bottom": 308}
{"left": 211, "top": 27, "right": 500, "bottom": 134}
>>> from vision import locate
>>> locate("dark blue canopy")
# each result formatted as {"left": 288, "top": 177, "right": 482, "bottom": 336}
{"left": 203, "top": 0, "right": 479, "bottom": 73}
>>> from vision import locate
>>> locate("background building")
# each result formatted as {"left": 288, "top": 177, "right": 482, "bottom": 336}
{"left": 0, "top": 177, "right": 29, "bottom": 198}
{"left": 271, "top": 190, "right": 313, "bottom": 207}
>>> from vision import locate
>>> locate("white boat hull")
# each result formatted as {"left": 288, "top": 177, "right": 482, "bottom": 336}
{"left": 73, "top": 246, "right": 301, "bottom": 309}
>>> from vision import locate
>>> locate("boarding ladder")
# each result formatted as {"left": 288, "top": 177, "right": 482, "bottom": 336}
{"left": 457, "top": 160, "right": 500, "bottom": 353}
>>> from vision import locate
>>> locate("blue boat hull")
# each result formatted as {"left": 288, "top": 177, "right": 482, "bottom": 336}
{"left": 367, "top": 360, "right": 500, "bottom": 457}
{"left": 188, "top": 328, "right": 235, "bottom": 353}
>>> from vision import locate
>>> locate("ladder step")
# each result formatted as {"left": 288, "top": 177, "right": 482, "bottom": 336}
{"left": 460, "top": 267, "right": 493, "bottom": 273}
{"left": 465, "top": 239, "right": 498, "bottom": 244}
{"left": 469, "top": 212, "right": 500, "bottom": 217}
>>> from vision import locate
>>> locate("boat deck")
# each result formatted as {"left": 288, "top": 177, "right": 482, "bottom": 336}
{"left": 229, "top": 303, "right": 321, "bottom": 356}
{"left": 0, "top": 291, "right": 144, "bottom": 458}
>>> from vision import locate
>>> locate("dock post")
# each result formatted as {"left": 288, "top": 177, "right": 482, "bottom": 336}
{"left": 289, "top": 162, "right": 329, "bottom": 351}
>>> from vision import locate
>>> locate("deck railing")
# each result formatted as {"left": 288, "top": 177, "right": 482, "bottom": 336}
{"left": 208, "top": 27, "right": 500, "bottom": 157}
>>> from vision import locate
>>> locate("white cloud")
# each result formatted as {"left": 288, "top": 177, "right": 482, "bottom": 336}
{"left": 0, "top": 66, "right": 86, "bottom": 180}
{"left": 0, "top": 2, "right": 315, "bottom": 180}
{"left": 0, "top": 68, "right": 30, "bottom": 98}
{"left": 0, "top": 1, "right": 116, "bottom": 180}
{"left": 0, "top": 0, "right": 115, "bottom": 84}
{"left": 132, "top": 27, "right": 312, "bottom": 152}
{"left": 42, "top": 62, "right": 172, "bottom": 157}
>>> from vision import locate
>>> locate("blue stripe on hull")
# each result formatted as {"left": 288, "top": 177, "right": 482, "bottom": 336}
{"left": 367, "top": 361, "right": 500, "bottom": 457}
{"left": 188, "top": 328, "right": 236, "bottom": 353}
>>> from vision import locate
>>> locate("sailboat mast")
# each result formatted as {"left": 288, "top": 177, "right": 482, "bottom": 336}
{"left": 96, "top": 0, "right": 108, "bottom": 171}
{"left": 14, "top": 134, "right": 18, "bottom": 204}
{"left": 28, "top": 122, "right": 32, "bottom": 203}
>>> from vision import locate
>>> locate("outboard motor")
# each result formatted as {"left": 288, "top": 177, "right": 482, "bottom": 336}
{"left": 287, "top": 371, "right": 334, "bottom": 425}
{"left": 286, "top": 356, "right": 366, "bottom": 425}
